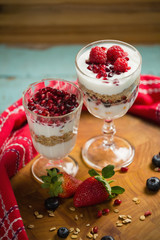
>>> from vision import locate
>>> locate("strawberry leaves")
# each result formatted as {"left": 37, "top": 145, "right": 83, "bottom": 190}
{"left": 41, "top": 169, "right": 63, "bottom": 197}
{"left": 88, "top": 165, "right": 125, "bottom": 198}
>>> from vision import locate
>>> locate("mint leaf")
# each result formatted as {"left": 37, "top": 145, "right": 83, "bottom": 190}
{"left": 46, "top": 169, "right": 58, "bottom": 177}
{"left": 88, "top": 169, "right": 100, "bottom": 177}
{"left": 40, "top": 169, "right": 64, "bottom": 197}
{"left": 41, "top": 182, "right": 50, "bottom": 189}
{"left": 102, "top": 165, "right": 115, "bottom": 178}
{"left": 111, "top": 186, "right": 125, "bottom": 194}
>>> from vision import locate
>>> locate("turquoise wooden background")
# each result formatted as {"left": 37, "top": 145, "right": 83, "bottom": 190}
{"left": 0, "top": 44, "right": 160, "bottom": 113}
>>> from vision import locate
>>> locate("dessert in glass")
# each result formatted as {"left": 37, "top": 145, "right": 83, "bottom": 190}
{"left": 23, "top": 79, "right": 83, "bottom": 182}
{"left": 75, "top": 40, "right": 142, "bottom": 170}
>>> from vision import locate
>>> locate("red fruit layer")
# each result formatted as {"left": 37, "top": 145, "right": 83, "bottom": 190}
{"left": 27, "top": 87, "right": 79, "bottom": 117}
{"left": 86, "top": 45, "right": 130, "bottom": 80}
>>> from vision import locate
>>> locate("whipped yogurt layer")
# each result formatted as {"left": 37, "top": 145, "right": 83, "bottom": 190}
{"left": 76, "top": 42, "right": 141, "bottom": 96}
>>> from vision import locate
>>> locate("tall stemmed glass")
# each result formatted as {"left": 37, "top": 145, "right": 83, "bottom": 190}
{"left": 75, "top": 40, "right": 142, "bottom": 171}
{"left": 23, "top": 79, "right": 83, "bottom": 182}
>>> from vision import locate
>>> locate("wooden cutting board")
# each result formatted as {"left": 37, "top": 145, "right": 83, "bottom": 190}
{"left": 11, "top": 112, "right": 160, "bottom": 240}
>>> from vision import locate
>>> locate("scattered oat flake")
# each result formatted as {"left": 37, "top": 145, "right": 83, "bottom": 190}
{"left": 73, "top": 231, "right": 79, "bottom": 235}
{"left": 80, "top": 213, "right": 83, "bottom": 218}
{"left": 114, "top": 209, "right": 119, "bottom": 213}
{"left": 28, "top": 205, "right": 32, "bottom": 208}
{"left": 69, "top": 228, "right": 74, "bottom": 232}
{"left": 132, "top": 197, "right": 138, "bottom": 202}
{"left": 69, "top": 207, "right": 76, "bottom": 211}
{"left": 71, "top": 235, "right": 78, "bottom": 239}
{"left": 127, "top": 215, "right": 132, "bottom": 219}
{"left": 116, "top": 220, "right": 120, "bottom": 224}
{"left": 86, "top": 232, "right": 93, "bottom": 238}
{"left": 93, "top": 233, "right": 98, "bottom": 239}
{"left": 140, "top": 215, "right": 145, "bottom": 221}
{"left": 119, "top": 215, "right": 126, "bottom": 219}
{"left": 49, "top": 227, "right": 56, "bottom": 232}
{"left": 75, "top": 215, "right": 78, "bottom": 220}
{"left": 76, "top": 228, "right": 80, "bottom": 233}
{"left": 135, "top": 199, "right": 141, "bottom": 204}
{"left": 79, "top": 238, "right": 83, "bottom": 240}
{"left": 116, "top": 223, "right": 123, "bottom": 227}
{"left": 48, "top": 212, "right": 55, "bottom": 217}
{"left": 86, "top": 223, "right": 90, "bottom": 227}
{"left": 27, "top": 224, "right": 34, "bottom": 229}
{"left": 122, "top": 218, "right": 132, "bottom": 224}
{"left": 47, "top": 210, "right": 54, "bottom": 214}
{"left": 34, "top": 211, "right": 39, "bottom": 216}
{"left": 36, "top": 214, "right": 44, "bottom": 219}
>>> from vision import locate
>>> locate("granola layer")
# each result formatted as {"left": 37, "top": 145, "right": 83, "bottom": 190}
{"left": 79, "top": 76, "right": 140, "bottom": 103}
{"left": 31, "top": 130, "right": 75, "bottom": 146}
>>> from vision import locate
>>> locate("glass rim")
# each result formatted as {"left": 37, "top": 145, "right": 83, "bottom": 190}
{"left": 22, "top": 78, "right": 83, "bottom": 119}
{"left": 75, "top": 39, "right": 142, "bottom": 81}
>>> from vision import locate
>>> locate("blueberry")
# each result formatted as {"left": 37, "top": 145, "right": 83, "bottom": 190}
{"left": 152, "top": 153, "right": 160, "bottom": 167}
{"left": 44, "top": 197, "right": 59, "bottom": 211}
{"left": 101, "top": 236, "right": 115, "bottom": 240}
{"left": 146, "top": 177, "right": 160, "bottom": 191}
{"left": 57, "top": 227, "right": 69, "bottom": 238}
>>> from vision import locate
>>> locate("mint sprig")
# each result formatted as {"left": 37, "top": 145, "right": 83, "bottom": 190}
{"left": 41, "top": 169, "right": 63, "bottom": 197}
{"left": 88, "top": 165, "right": 125, "bottom": 198}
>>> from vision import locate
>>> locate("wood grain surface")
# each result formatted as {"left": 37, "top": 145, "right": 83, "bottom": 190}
{"left": 0, "top": 0, "right": 160, "bottom": 44}
{"left": 11, "top": 112, "right": 160, "bottom": 240}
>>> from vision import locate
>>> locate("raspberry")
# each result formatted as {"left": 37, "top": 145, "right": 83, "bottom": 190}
{"left": 107, "top": 45, "right": 126, "bottom": 62}
{"left": 114, "top": 58, "right": 128, "bottom": 72}
{"left": 89, "top": 46, "right": 107, "bottom": 64}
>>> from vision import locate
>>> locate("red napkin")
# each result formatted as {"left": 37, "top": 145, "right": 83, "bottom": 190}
{"left": 129, "top": 75, "right": 160, "bottom": 124}
{"left": 0, "top": 75, "right": 159, "bottom": 239}
{"left": 0, "top": 99, "right": 37, "bottom": 240}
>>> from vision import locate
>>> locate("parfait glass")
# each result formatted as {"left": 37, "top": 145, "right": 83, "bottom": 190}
{"left": 23, "top": 78, "right": 83, "bottom": 182}
{"left": 75, "top": 40, "right": 142, "bottom": 171}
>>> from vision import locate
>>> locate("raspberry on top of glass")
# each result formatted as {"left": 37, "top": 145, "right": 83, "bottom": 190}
{"left": 86, "top": 45, "right": 131, "bottom": 80}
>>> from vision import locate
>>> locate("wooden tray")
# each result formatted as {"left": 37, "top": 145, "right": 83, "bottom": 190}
{"left": 11, "top": 112, "right": 160, "bottom": 240}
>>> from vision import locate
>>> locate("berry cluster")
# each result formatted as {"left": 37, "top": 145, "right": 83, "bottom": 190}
{"left": 27, "top": 87, "right": 79, "bottom": 117}
{"left": 86, "top": 45, "right": 130, "bottom": 80}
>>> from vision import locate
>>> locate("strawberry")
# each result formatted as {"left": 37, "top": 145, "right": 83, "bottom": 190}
{"left": 107, "top": 45, "right": 126, "bottom": 63}
{"left": 59, "top": 172, "right": 82, "bottom": 198}
{"left": 114, "top": 57, "right": 128, "bottom": 72}
{"left": 89, "top": 46, "right": 107, "bottom": 64}
{"left": 73, "top": 165, "right": 125, "bottom": 207}
{"left": 41, "top": 169, "right": 82, "bottom": 198}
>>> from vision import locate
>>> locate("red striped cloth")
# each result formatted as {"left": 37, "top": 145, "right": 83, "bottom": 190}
{"left": 0, "top": 75, "right": 160, "bottom": 239}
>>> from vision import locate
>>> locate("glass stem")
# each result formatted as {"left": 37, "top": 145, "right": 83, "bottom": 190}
{"left": 102, "top": 120, "right": 116, "bottom": 147}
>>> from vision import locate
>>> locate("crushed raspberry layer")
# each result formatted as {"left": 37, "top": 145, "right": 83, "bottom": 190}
{"left": 27, "top": 87, "right": 79, "bottom": 117}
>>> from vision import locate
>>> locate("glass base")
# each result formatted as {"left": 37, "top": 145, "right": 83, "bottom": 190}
{"left": 82, "top": 135, "right": 135, "bottom": 171}
{"left": 32, "top": 155, "right": 79, "bottom": 183}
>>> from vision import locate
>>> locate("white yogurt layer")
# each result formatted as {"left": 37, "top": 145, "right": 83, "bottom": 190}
{"left": 28, "top": 118, "right": 76, "bottom": 137}
{"left": 32, "top": 136, "right": 76, "bottom": 159}
{"left": 76, "top": 42, "right": 141, "bottom": 96}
